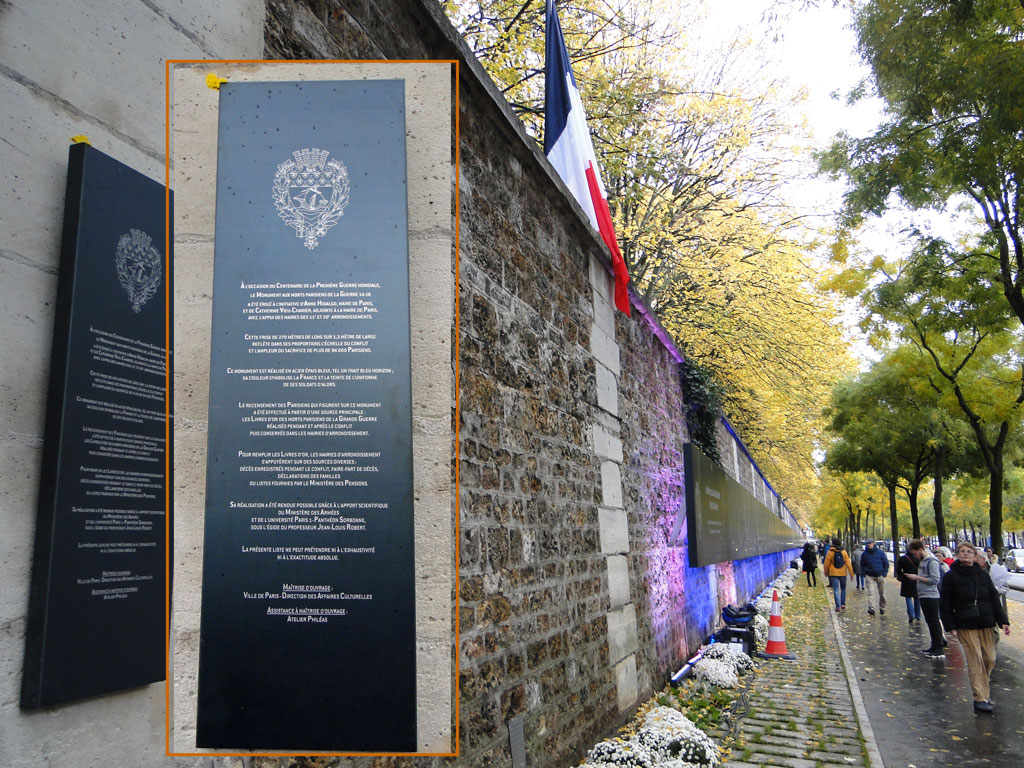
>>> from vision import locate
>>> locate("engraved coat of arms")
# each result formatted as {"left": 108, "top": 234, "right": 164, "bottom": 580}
{"left": 273, "top": 148, "right": 350, "bottom": 249}
{"left": 115, "top": 229, "right": 162, "bottom": 313}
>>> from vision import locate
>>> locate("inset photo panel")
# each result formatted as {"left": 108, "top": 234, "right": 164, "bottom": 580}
{"left": 168, "top": 60, "right": 455, "bottom": 756}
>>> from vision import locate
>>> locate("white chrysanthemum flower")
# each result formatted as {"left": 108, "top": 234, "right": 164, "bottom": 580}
{"left": 692, "top": 658, "right": 739, "bottom": 688}
{"left": 642, "top": 706, "right": 702, "bottom": 735}
{"left": 637, "top": 708, "right": 719, "bottom": 767}
{"left": 700, "top": 643, "right": 754, "bottom": 673}
{"left": 585, "top": 737, "right": 656, "bottom": 767}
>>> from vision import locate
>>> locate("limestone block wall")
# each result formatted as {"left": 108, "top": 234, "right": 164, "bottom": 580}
{"left": 0, "top": 3, "right": 264, "bottom": 767}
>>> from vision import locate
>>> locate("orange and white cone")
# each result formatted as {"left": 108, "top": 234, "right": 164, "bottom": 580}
{"left": 761, "top": 590, "right": 795, "bottom": 658}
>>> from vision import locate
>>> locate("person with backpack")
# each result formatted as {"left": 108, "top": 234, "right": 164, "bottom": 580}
{"left": 940, "top": 541, "right": 1010, "bottom": 714}
{"left": 861, "top": 539, "right": 889, "bottom": 616}
{"left": 801, "top": 542, "right": 818, "bottom": 587}
{"left": 823, "top": 537, "right": 853, "bottom": 611}
{"left": 905, "top": 539, "right": 945, "bottom": 658}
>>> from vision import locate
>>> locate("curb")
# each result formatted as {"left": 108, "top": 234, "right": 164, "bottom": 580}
{"left": 826, "top": 604, "right": 886, "bottom": 768}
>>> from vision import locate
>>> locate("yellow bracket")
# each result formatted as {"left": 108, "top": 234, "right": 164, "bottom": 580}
{"left": 70, "top": 135, "right": 92, "bottom": 145}
{"left": 206, "top": 73, "right": 228, "bottom": 90}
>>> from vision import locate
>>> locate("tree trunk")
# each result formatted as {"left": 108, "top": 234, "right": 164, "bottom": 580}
{"left": 933, "top": 446, "right": 947, "bottom": 547}
{"left": 889, "top": 482, "right": 899, "bottom": 558}
{"left": 990, "top": 459, "right": 1004, "bottom": 556}
{"left": 969, "top": 521, "right": 977, "bottom": 546}
{"left": 908, "top": 481, "right": 921, "bottom": 539}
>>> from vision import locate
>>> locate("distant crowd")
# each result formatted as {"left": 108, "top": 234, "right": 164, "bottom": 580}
{"left": 799, "top": 537, "right": 1011, "bottom": 715}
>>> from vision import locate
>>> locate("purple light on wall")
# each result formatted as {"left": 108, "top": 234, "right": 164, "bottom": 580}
{"left": 716, "top": 559, "right": 737, "bottom": 608}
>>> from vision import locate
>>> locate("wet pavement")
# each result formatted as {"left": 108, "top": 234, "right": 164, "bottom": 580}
{"left": 834, "top": 574, "right": 1024, "bottom": 768}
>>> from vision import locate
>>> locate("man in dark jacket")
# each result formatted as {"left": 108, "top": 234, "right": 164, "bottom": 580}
{"left": 940, "top": 541, "right": 1011, "bottom": 713}
{"left": 861, "top": 539, "right": 889, "bottom": 616}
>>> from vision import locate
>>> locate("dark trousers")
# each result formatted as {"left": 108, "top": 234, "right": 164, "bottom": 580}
{"left": 805, "top": 568, "right": 817, "bottom": 586}
{"left": 920, "top": 597, "right": 943, "bottom": 652}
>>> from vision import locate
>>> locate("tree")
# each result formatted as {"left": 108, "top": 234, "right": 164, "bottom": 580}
{"left": 445, "top": 0, "right": 855, "bottom": 517}
{"left": 874, "top": 344, "right": 980, "bottom": 543}
{"left": 820, "top": 0, "right": 1024, "bottom": 328}
{"left": 814, "top": 471, "right": 887, "bottom": 547}
{"left": 824, "top": 368, "right": 934, "bottom": 554}
{"left": 865, "top": 239, "right": 1024, "bottom": 554}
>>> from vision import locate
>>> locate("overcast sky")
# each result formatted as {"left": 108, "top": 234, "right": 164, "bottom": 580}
{"left": 697, "top": 0, "right": 885, "bottom": 216}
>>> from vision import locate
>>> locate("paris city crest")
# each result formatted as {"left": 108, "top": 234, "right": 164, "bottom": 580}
{"left": 273, "top": 148, "right": 350, "bottom": 249}
{"left": 115, "top": 229, "right": 162, "bottom": 313}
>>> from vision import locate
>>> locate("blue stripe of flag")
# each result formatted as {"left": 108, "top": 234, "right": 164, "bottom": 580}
{"left": 544, "top": 0, "right": 574, "bottom": 155}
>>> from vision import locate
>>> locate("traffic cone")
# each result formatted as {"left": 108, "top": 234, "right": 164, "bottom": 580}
{"left": 760, "top": 590, "right": 796, "bottom": 659}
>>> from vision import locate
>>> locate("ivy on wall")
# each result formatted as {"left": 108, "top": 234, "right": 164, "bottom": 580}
{"left": 679, "top": 358, "right": 724, "bottom": 464}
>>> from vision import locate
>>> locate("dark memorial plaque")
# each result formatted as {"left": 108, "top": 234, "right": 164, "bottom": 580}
{"left": 684, "top": 443, "right": 802, "bottom": 568}
{"left": 196, "top": 81, "right": 416, "bottom": 751}
{"left": 21, "top": 144, "right": 168, "bottom": 708}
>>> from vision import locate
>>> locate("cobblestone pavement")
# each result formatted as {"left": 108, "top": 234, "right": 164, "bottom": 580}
{"left": 718, "top": 576, "right": 882, "bottom": 768}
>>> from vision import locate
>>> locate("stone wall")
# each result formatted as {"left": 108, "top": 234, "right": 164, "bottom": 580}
{"left": 0, "top": 2, "right": 264, "bottom": 767}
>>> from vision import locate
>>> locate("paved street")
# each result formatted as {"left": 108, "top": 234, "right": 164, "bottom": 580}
{"left": 838, "top": 573, "right": 1024, "bottom": 768}
{"left": 720, "top": 571, "right": 1024, "bottom": 768}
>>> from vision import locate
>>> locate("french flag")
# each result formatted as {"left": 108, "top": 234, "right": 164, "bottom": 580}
{"left": 544, "top": 0, "right": 631, "bottom": 316}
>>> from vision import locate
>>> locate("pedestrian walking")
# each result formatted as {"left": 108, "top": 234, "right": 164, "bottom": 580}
{"left": 939, "top": 541, "right": 1011, "bottom": 714}
{"left": 988, "top": 552, "right": 1010, "bottom": 619}
{"left": 852, "top": 543, "right": 865, "bottom": 590}
{"left": 905, "top": 539, "right": 945, "bottom": 658}
{"left": 935, "top": 546, "right": 954, "bottom": 569}
{"left": 861, "top": 539, "right": 889, "bottom": 616}
{"left": 801, "top": 542, "right": 818, "bottom": 587}
{"left": 823, "top": 537, "right": 853, "bottom": 611}
{"left": 895, "top": 546, "right": 922, "bottom": 623}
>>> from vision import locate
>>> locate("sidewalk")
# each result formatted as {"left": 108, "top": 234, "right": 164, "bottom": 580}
{"left": 718, "top": 575, "right": 883, "bottom": 768}
{"left": 837, "top": 573, "right": 1024, "bottom": 767}
{"left": 719, "top": 572, "right": 1024, "bottom": 768}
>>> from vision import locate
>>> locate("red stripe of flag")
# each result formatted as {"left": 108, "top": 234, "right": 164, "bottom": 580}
{"left": 585, "top": 164, "right": 631, "bottom": 315}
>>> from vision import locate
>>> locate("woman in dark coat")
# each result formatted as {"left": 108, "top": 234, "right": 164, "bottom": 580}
{"left": 801, "top": 542, "right": 818, "bottom": 587}
{"left": 895, "top": 547, "right": 922, "bottom": 624}
{"left": 939, "top": 541, "right": 1011, "bottom": 714}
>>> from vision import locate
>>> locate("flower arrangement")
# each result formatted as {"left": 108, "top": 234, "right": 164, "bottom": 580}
{"left": 691, "top": 658, "right": 738, "bottom": 688}
{"left": 566, "top": 563, "right": 804, "bottom": 768}
{"left": 585, "top": 736, "right": 656, "bottom": 767}
{"left": 754, "top": 596, "right": 773, "bottom": 617}
{"left": 633, "top": 708, "right": 720, "bottom": 767}
{"left": 699, "top": 643, "right": 754, "bottom": 674}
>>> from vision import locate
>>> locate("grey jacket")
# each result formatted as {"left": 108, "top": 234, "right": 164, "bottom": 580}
{"left": 916, "top": 553, "right": 942, "bottom": 599}
{"left": 852, "top": 548, "right": 864, "bottom": 575}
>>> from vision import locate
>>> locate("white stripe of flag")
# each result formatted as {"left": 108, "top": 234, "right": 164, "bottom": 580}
{"left": 544, "top": 0, "right": 631, "bottom": 315}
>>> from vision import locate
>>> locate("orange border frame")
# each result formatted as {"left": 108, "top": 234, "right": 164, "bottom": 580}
{"left": 163, "top": 58, "right": 461, "bottom": 758}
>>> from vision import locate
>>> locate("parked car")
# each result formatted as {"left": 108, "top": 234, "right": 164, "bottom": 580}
{"left": 1004, "top": 549, "right": 1024, "bottom": 573}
